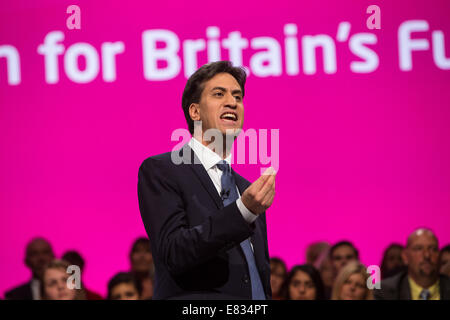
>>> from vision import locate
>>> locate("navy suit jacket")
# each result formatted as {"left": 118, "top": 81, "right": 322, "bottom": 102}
{"left": 137, "top": 145, "right": 272, "bottom": 300}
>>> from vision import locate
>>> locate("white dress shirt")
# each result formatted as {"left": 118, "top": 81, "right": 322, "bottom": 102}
{"left": 31, "top": 278, "right": 41, "bottom": 300}
{"left": 188, "top": 137, "right": 258, "bottom": 224}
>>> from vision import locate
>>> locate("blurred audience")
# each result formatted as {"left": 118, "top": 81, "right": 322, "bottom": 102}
{"left": 317, "top": 256, "right": 334, "bottom": 299}
{"left": 107, "top": 272, "right": 142, "bottom": 300}
{"left": 4, "top": 232, "right": 449, "bottom": 300}
{"left": 439, "top": 245, "right": 450, "bottom": 277}
{"left": 305, "top": 241, "right": 330, "bottom": 266}
{"left": 374, "top": 228, "right": 450, "bottom": 300}
{"left": 5, "top": 237, "right": 54, "bottom": 300}
{"left": 62, "top": 250, "right": 103, "bottom": 300}
{"left": 380, "top": 243, "right": 406, "bottom": 279}
{"left": 329, "top": 241, "right": 360, "bottom": 277}
{"left": 281, "top": 264, "right": 325, "bottom": 300}
{"left": 41, "top": 259, "right": 85, "bottom": 300}
{"left": 331, "top": 261, "right": 373, "bottom": 300}
{"left": 269, "top": 257, "right": 288, "bottom": 300}
{"left": 129, "top": 237, "right": 154, "bottom": 300}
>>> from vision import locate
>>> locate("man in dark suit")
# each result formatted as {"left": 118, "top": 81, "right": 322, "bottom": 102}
{"left": 5, "top": 237, "right": 55, "bottom": 300}
{"left": 138, "top": 61, "right": 276, "bottom": 300}
{"left": 374, "top": 228, "right": 450, "bottom": 300}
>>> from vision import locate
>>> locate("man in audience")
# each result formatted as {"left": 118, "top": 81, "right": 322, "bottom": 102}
{"left": 329, "top": 241, "right": 359, "bottom": 278}
{"left": 62, "top": 250, "right": 103, "bottom": 300}
{"left": 374, "top": 228, "right": 450, "bottom": 300}
{"left": 5, "top": 237, "right": 54, "bottom": 300}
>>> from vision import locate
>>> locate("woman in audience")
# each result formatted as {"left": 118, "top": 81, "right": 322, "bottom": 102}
{"left": 41, "top": 259, "right": 86, "bottom": 300}
{"left": 331, "top": 261, "right": 373, "bottom": 300}
{"left": 281, "top": 264, "right": 325, "bottom": 300}
{"left": 270, "top": 257, "right": 288, "bottom": 300}
{"left": 380, "top": 243, "right": 406, "bottom": 279}
{"left": 107, "top": 272, "right": 142, "bottom": 300}
{"left": 317, "top": 253, "right": 334, "bottom": 299}
{"left": 129, "top": 237, "right": 154, "bottom": 299}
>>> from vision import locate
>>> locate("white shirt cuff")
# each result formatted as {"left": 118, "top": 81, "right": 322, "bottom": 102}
{"left": 236, "top": 198, "right": 258, "bottom": 223}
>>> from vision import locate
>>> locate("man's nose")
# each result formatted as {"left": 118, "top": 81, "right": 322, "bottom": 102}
{"left": 224, "top": 93, "right": 237, "bottom": 108}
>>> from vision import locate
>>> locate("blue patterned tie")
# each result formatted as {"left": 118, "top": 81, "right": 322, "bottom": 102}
{"left": 419, "top": 289, "right": 431, "bottom": 300}
{"left": 216, "top": 160, "right": 266, "bottom": 300}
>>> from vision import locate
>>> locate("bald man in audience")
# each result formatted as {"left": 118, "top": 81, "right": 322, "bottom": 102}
{"left": 374, "top": 228, "right": 450, "bottom": 300}
{"left": 5, "top": 237, "right": 55, "bottom": 300}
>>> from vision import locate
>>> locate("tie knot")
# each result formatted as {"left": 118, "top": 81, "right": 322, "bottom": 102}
{"left": 419, "top": 289, "right": 431, "bottom": 300}
{"left": 216, "top": 161, "right": 230, "bottom": 173}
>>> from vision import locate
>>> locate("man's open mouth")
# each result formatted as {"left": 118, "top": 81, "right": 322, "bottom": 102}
{"left": 220, "top": 112, "right": 238, "bottom": 121}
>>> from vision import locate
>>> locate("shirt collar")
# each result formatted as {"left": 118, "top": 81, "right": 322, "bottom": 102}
{"left": 188, "top": 137, "right": 231, "bottom": 170}
{"left": 408, "top": 276, "right": 440, "bottom": 299}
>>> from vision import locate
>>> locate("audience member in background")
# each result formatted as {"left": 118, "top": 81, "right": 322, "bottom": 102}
{"left": 374, "top": 228, "right": 450, "bottom": 300}
{"left": 281, "top": 264, "right": 325, "bottom": 300}
{"left": 269, "top": 257, "right": 288, "bottom": 300}
{"left": 439, "top": 245, "right": 450, "bottom": 277}
{"left": 306, "top": 241, "right": 330, "bottom": 265}
{"left": 5, "top": 237, "right": 55, "bottom": 300}
{"left": 329, "top": 241, "right": 360, "bottom": 277}
{"left": 129, "top": 237, "right": 154, "bottom": 299}
{"left": 331, "top": 261, "right": 373, "bottom": 300}
{"left": 380, "top": 243, "right": 406, "bottom": 279}
{"left": 62, "top": 250, "right": 103, "bottom": 300}
{"left": 107, "top": 272, "right": 142, "bottom": 300}
{"left": 41, "top": 259, "right": 85, "bottom": 300}
{"left": 317, "top": 255, "right": 334, "bottom": 299}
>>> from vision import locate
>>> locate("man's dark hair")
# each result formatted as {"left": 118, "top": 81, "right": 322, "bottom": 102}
{"left": 329, "top": 241, "right": 359, "bottom": 260}
{"left": 181, "top": 60, "right": 247, "bottom": 134}
{"left": 107, "top": 272, "right": 142, "bottom": 300}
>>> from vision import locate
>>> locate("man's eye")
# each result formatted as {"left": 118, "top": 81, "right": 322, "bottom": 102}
{"left": 235, "top": 96, "right": 242, "bottom": 101}
{"left": 214, "top": 92, "right": 223, "bottom": 96}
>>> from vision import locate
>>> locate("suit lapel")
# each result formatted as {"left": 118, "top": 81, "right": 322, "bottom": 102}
{"left": 400, "top": 274, "right": 412, "bottom": 300}
{"left": 183, "top": 145, "right": 224, "bottom": 210}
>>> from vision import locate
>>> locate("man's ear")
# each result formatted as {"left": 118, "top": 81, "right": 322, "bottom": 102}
{"left": 189, "top": 103, "right": 200, "bottom": 121}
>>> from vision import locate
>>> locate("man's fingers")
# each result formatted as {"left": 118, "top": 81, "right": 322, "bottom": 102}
{"left": 250, "top": 167, "right": 273, "bottom": 190}
{"left": 261, "top": 187, "right": 275, "bottom": 207}
{"left": 256, "top": 167, "right": 276, "bottom": 188}
{"left": 256, "top": 173, "right": 276, "bottom": 199}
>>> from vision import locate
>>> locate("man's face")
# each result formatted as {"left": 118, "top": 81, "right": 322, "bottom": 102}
{"left": 189, "top": 72, "right": 244, "bottom": 137}
{"left": 403, "top": 233, "right": 439, "bottom": 278}
{"left": 25, "top": 239, "right": 54, "bottom": 279}
{"left": 331, "top": 245, "right": 358, "bottom": 275}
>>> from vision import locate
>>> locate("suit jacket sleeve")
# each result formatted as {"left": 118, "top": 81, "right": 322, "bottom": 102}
{"left": 138, "top": 157, "right": 256, "bottom": 276}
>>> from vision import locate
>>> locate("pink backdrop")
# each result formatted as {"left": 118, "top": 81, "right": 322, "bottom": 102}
{"left": 1, "top": 0, "right": 449, "bottom": 298}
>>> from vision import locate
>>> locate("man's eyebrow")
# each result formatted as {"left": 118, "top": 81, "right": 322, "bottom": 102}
{"left": 211, "top": 87, "right": 243, "bottom": 96}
